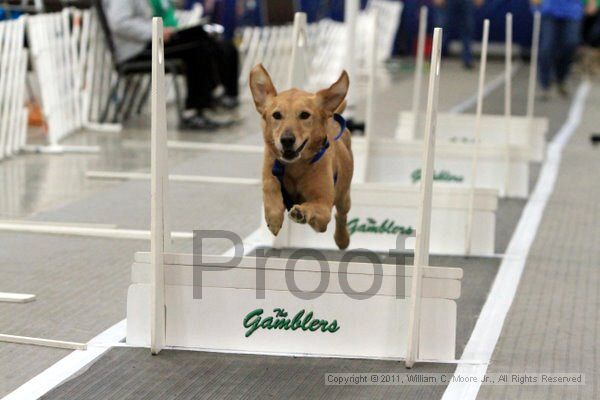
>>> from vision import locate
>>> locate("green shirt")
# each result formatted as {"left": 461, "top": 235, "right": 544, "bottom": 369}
{"left": 149, "top": 0, "right": 178, "bottom": 28}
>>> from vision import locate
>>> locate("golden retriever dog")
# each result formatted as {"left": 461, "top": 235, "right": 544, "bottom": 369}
{"left": 249, "top": 64, "right": 353, "bottom": 250}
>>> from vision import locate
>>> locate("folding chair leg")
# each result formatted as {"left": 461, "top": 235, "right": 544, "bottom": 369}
{"left": 112, "top": 76, "right": 134, "bottom": 123}
{"left": 136, "top": 77, "right": 152, "bottom": 115}
{"left": 101, "top": 77, "right": 121, "bottom": 123}
{"left": 167, "top": 65, "right": 184, "bottom": 126}
{"left": 123, "top": 75, "right": 143, "bottom": 122}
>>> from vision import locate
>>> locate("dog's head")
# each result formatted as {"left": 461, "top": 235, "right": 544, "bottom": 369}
{"left": 249, "top": 64, "right": 349, "bottom": 163}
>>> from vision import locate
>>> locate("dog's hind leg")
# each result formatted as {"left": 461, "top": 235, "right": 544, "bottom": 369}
{"left": 334, "top": 192, "right": 351, "bottom": 250}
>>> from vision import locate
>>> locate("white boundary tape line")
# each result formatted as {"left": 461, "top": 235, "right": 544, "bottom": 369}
{"left": 0, "top": 292, "right": 36, "bottom": 303}
{"left": 0, "top": 334, "right": 86, "bottom": 351}
{"left": 85, "top": 171, "right": 261, "bottom": 185}
{"left": 0, "top": 221, "right": 193, "bottom": 240}
{"left": 442, "top": 80, "right": 591, "bottom": 400}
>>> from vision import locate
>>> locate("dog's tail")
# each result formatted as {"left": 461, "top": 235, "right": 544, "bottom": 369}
{"left": 335, "top": 100, "right": 347, "bottom": 115}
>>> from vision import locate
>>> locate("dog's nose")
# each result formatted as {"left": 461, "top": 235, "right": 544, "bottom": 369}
{"left": 280, "top": 132, "right": 296, "bottom": 149}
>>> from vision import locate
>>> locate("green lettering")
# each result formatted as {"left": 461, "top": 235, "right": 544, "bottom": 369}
{"left": 243, "top": 309, "right": 263, "bottom": 337}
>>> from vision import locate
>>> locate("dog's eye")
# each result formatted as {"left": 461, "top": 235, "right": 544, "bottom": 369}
{"left": 272, "top": 111, "right": 282, "bottom": 120}
{"left": 299, "top": 111, "right": 311, "bottom": 120}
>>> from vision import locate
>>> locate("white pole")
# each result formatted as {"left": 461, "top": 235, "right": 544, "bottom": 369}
{"left": 288, "top": 12, "right": 308, "bottom": 88}
{"left": 405, "top": 27, "right": 442, "bottom": 369}
{"left": 526, "top": 11, "right": 541, "bottom": 118}
{"left": 362, "top": 9, "right": 379, "bottom": 183}
{"left": 465, "top": 20, "right": 490, "bottom": 256}
{"left": 150, "top": 17, "right": 169, "bottom": 355}
{"left": 411, "top": 6, "right": 428, "bottom": 139}
{"left": 344, "top": 0, "right": 359, "bottom": 108}
{"left": 503, "top": 13, "right": 512, "bottom": 196}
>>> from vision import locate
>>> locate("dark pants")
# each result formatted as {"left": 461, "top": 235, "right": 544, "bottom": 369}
{"left": 437, "top": 0, "right": 474, "bottom": 66}
{"left": 128, "top": 25, "right": 239, "bottom": 111}
{"left": 583, "top": 13, "right": 600, "bottom": 47}
{"left": 539, "top": 15, "right": 581, "bottom": 90}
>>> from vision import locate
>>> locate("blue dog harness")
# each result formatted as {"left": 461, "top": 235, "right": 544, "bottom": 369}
{"left": 272, "top": 113, "right": 347, "bottom": 211}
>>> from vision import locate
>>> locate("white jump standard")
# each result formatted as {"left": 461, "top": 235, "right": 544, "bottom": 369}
{"left": 126, "top": 19, "right": 463, "bottom": 366}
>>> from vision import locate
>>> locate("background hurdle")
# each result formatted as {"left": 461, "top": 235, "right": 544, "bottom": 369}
{"left": 125, "top": 18, "right": 463, "bottom": 365}
{"left": 395, "top": 11, "right": 548, "bottom": 164}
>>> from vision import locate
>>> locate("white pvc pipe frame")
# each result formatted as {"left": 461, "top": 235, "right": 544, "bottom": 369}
{"left": 148, "top": 18, "right": 447, "bottom": 366}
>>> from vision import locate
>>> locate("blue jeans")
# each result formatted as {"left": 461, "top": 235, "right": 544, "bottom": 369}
{"left": 436, "top": 0, "right": 474, "bottom": 66}
{"left": 539, "top": 15, "right": 581, "bottom": 89}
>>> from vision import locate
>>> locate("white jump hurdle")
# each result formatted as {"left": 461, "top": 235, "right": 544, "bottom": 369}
{"left": 0, "top": 17, "right": 29, "bottom": 161}
{"left": 396, "top": 11, "right": 547, "bottom": 163}
{"left": 126, "top": 19, "right": 462, "bottom": 367}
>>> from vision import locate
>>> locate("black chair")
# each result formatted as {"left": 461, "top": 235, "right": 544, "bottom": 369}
{"left": 92, "top": 0, "right": 184, "bottom": 124}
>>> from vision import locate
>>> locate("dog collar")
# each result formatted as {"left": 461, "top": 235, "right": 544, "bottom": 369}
{"left": 272, "top": 114, "right": 346, "bottom": 211}
{"left": 309, "top": 113, "right": 346, "bottom": 164}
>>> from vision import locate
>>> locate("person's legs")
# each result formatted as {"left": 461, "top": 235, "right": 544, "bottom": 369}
{"left": 436, "top": 4, "right": 451, "bottom": 57}
{"left": 458, "top": 0, "right": 474, "bottom": 68}
{"left": 163, "top": 29, "right": 216, "bottom": 111}
{"left": 215, "top": 40, "right": 239, "bottom": 99}
{"left": 539, "top": 14, "right": 558, "bottom": 91}
{"left": 555, "top": 18, "right": 582, "bottom": 91}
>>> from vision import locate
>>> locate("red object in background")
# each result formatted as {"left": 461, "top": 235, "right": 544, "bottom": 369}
{"left": 413, "top": 34, "right": 434, "bottom": 59}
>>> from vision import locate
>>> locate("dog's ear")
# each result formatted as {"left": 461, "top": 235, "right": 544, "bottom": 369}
{"left": 316, "top": 70, "right": 349, "bottom": 115}
{"left": 249, "top": 64, "right": 277, "bottom": 114}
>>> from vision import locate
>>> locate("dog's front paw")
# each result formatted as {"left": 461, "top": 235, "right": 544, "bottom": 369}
{"left": 289, "top": 205, "right": 307, "bottom": 224}
{"left": 265, "top": 211, "right": 284, "bottom": 236}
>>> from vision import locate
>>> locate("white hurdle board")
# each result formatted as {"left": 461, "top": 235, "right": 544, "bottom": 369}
{"left": 126, "top": 19, "right": 462, "bottom": 364}
{"left": 395, "top": 112, "right": 548, "bottom": 163}
{"left": 267, "top": 184, "right": 497, "bottom": 256}
{"left": 395, "top": 12, "right": 548, "bottom": 163}
{"left": 352, "top": 137, "right": 529, "bottom": 198}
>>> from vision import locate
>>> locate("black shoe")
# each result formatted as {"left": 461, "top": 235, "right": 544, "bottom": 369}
{"left": 216, "top": 95, "right": 239, "bottom": 110}
{"left": 179, "top": 115, "right": 221, "bottom": 131}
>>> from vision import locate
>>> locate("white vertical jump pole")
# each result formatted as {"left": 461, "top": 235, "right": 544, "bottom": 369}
{"left": 526, "top": 11, "right": 541, "bottom": 119}
{"left": 465, "top": 20, "right": 490, "bottom": 256}
{"left": 278, "top": 12, "right": 308, "bottom": 248}
{"left": 405, "top": 27, "right": 442, "bottom": 369}
{"left": 150, "top": 17, "right": 171, "bottom": 355}
{"left": 288, "top": 12, "right": 307, "bottom": 88}
{"left": 361, "top": 9, "right": 379, "bottom": 182}
{"left": 344, "top": 0, "right": 359, "bottom": 110}
{"left": 411, "top": 6, "right": 428, "bottom": 139}
{"left": 503, "top": 13, "right": 512, "bottom": 195}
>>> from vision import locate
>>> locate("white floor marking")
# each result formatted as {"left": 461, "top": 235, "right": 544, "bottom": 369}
{"left": 0, "top": 335, "right": 86, "bottom": 351}
{"left": 0, "top": 292, "right": 36, "bottom": 303}
{"left": 448, "top": 64, "right": 521, "bottom": 114}
{"left": 2, "top": 320, "right": 127, "bottom": 400}
{"left": 442, "top": 80, "right": 591, "bottom": 400}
